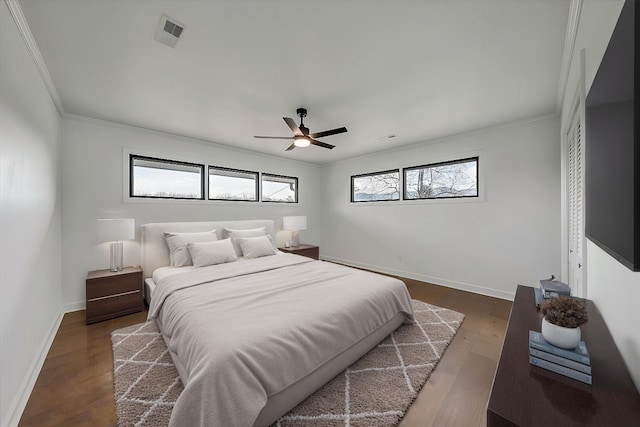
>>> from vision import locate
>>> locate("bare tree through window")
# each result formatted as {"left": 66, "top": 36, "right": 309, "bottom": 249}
{"left": 404, "top": 157, "right": 478, "bottom": 200}
{"left": 351, "top": 170, "right": 400, "bottom": 202}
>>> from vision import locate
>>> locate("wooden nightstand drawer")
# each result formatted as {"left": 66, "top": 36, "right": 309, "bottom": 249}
{"left": 280, "top": 244, "right": 319, "bottom": 260}
{"left": 86, "top": 291, "right": 142, "bottom": 324}
{"left": 86, "top": 272, "right": 141, "bottom": 300}
{"left": 85, "top": 266, "right": 143, "bottom": 324}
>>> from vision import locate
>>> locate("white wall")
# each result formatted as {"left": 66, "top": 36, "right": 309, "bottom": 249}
{"left": 61, "top": 116, "right": 321, "bottom": 309}
{"left": 0, "top": 3, "right": 62, "bottom": 426}
{"left": 587, "top": 243, "right": 640, "bottom": 387}
{"left": 560, "top": 0, "right": 640, "bottom": 391}
{"left": 319, "top": 116, "right": 561, "bottom": 300}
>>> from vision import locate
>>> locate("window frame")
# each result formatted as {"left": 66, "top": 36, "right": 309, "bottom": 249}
{"left": 350, "top": 169, "right": 401, "bottom": 203}
{"left": 207, "top": 165, "right": 259, "bottom": 202}
{"left": 402, "top": 156, "right": 479, "bottom": 201}
{"left": 129, "top": 154, "right": 205, "bottom": 200}
{"left": 261, "top": 173, "right": 299, "bottom": 203}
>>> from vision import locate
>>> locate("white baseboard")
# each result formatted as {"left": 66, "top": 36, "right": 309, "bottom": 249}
{"left": 1, "top": 309, "right": 64, "bottom": 427}
{"left": 63, "top": 300, "right": 85, "bottom": 313}
{"left": 321, "top": 255, "right": 515, "bottom": 301}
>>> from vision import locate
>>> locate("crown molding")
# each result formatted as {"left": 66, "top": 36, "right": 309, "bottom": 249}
{"left": 323, "top": 113, "right": 559, "bottom": 167}
{"left": 5, "top": 0, "right": 65, "bottom": 115}
{"left": 556, "top": 0, "right": 583, "bottom": 113}
{"left": 63, "top": 113, "right": 321, "bottom": 168}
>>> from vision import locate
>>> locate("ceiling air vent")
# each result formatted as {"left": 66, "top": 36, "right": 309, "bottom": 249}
{"left": 154, "top": 14, "right": 185, "bottom": 48}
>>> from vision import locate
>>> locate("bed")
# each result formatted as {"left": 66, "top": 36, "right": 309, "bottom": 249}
{"left": 141, "top": 220, "right": 415, "bottom": 427}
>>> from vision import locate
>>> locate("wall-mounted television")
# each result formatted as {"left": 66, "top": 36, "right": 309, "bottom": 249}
{"left": 585, "top": 0, "right": 639, "bottom": 271}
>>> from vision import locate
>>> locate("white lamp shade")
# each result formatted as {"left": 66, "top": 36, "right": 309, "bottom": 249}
{"left": 97, "top": 218, "right": 135, "bottom": 242}
{"left": 282, "top": 216, "right": 307, "bottom": 231}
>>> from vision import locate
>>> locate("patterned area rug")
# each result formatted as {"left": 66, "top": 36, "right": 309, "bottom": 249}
{"left": 111, "top": 300, "right": 464, "bottom": 426}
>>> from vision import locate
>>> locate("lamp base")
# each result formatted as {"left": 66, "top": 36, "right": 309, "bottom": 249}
{"left": 291, "top": 230, "right": 300, "bottom": 247}
{"left": 109, "top": 241, "right": 124, "bottom": 272}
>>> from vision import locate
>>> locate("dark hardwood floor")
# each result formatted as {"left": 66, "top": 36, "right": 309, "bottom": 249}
{"left": 18, "top": 310, "right": 148, "bottom": 426}
{"left": 400, "top": 280, "right": 511, "bottom": 427}
{"left": 18, "top": 279, "right": 511, "bottom": 427}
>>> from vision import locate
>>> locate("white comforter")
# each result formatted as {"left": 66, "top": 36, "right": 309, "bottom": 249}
{"left": 148, "top": 254, "right": 414, "bottom": 427}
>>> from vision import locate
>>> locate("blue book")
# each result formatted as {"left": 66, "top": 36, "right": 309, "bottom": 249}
{"left": 534, "top": 287, "right": 545, "bottom": 307}
{"left": 529, "top": 347, "right": 591, "bottom": 374}
{"left": 529, "top": 331, "right": 590, "bottom": 365}
{"left": 530, "top": 355, "right": 592, "bottom": 384}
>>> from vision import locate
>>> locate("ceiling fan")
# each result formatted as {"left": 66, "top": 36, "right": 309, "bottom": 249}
{"left": 254, "top": 108, "right": 347, "bottom": 151}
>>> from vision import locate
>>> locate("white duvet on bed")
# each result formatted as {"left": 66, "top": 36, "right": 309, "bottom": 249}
{"left": 148, "top": 254, "right": 414, "bottom": 427}
{"left": 151, "top": 265, "right": 196, "bottom": 283}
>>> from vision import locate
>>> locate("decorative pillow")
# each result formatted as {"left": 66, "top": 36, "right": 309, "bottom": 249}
{"left": 187, "top": 239, "right": 238, "bottom": 267}
{"left": 237, "top": 235, "right": 278, "bottom": 259}
{"left": 224, "top": 227, "right": 272, "bottom": 256}
{"left": 164, "top": 230, "right": 218, "bottom": 267}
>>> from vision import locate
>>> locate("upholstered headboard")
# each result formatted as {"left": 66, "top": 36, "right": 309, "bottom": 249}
{"left": 140, "top": 220, "right": 276, "bottom": 279}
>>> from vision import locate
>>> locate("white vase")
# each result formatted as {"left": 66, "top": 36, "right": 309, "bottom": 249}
{"left": 541, "top": 317, "right": 581, "bottom": 349}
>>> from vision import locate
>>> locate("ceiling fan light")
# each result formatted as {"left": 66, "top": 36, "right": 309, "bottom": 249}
{"left": 294, "top": 137, "right": 310, "bottom": 147}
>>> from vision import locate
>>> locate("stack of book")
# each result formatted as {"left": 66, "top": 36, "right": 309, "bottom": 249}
{"left": 535, "top": 276, "right": 571, "bottom": 307}
{"left": 529, "top": 330, "right": 592, "bottom": 384}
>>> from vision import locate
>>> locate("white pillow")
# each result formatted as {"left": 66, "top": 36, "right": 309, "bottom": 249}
{"left": 164, "top": 230, "right": 218, "bottom": 267}
{"left": 187, "top": 239, "right": 238, "bottom": 267}
{"left": 237, "top": 235, "right": 278, "bottom": 259}
{"left": 224, "top": 227, "right": 271, "bottom": 256}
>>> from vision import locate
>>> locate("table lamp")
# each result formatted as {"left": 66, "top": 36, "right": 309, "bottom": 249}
{"left": 282, "top": 216, "right": 307, "bottom": 247}
{"left": 97, "top": 218, "right": 135, "bottom": 272}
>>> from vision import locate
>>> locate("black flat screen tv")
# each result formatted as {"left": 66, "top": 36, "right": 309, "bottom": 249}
{"left": 585, "top": 0, "right": 639, "bottom": 271}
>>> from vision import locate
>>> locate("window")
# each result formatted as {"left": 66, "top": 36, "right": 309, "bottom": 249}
{"left": 262, "top": 174, "right": 298, "bottom": 203}
{"left": 208, "top": 166, "right": 258, "bottom": 201}
{"left": 130, "top": 155, "right": 204, "bottom": 199}
{"left": 351, "top": 170, "right": 400, "bottom": 202}
{"left": 403, "top": 157, "right": 478, "bottom": 200}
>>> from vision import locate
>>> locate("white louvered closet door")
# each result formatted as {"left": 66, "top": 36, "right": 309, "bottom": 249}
{"left": 567, "top": 106, "right": 585, "bottom": 297}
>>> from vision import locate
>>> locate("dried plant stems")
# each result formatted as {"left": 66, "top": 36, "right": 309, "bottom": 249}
{"left": 540, "top": 296, "right": 589, "bottom": 328}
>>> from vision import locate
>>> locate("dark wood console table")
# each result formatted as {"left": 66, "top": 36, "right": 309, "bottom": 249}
{"left": 487, "top": 285, "right": 640, "bottom": 426}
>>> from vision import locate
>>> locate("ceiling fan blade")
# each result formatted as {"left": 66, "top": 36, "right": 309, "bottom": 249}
{"left": 309, "top": 127, "right": 348, "bottom": 139}
{"left": 283, "top": 117, "right": 303, "bottom": 136}
{"left": 310, "top": 139, "right": 335, "bottom": 150}
{"left": 285, "top": 143, "right": 297, "bottom": 151}
{"left": 254, "top": 136, "right": 294, "bottom": 140}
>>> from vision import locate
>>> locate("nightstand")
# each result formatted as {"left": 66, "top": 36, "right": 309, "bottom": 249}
{"left": 86, "top": 266, "right": 143, "bottom": 324}
{"left": 280, "top": 244, "right": 319, "bottom": 260}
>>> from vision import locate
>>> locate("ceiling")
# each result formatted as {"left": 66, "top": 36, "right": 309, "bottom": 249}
{"left": 18, "top": 0, "right": 571, "bottom": 164}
